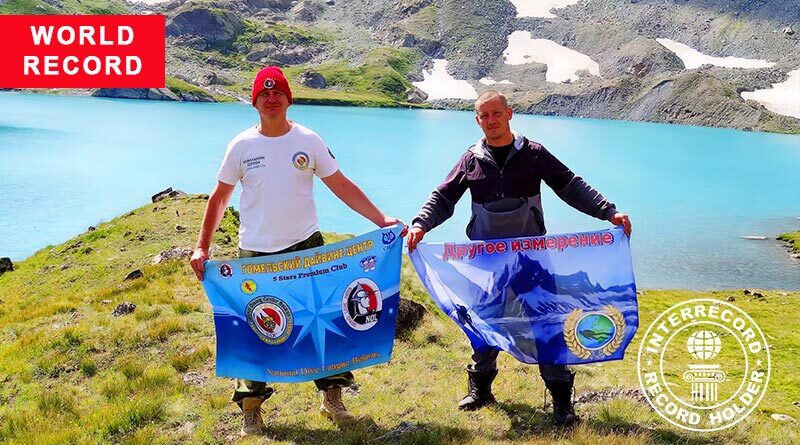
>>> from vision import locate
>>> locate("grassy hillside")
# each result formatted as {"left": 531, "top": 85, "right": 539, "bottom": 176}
{"left": 216, "top": 48, "right": 426, "bottom": 108}
{"left": 166, "top": 76, "right": 235, "bottom": 103}
{"left": 778, "top": 231, "right": 800, "bottom": 254}
{"left": 0, "top": 196, "right": 798, "bottom": 444}
{"left": 0, "top": 0, "right": 128, "bottom": 15}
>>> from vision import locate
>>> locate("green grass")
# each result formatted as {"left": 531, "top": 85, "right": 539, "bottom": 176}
{"left": 777, "top": 231, "right": 800, "bottom": 253}
{"left": 167, "top": 12, "right": 424, "bottom": 108}
{"left": 399, "top": 4, "right": 439, "bottom": 42}
{"left": 231, "top": 19, "right": 331, "bottom": 54}
{"left": 166, "top": 77, "right": 210, "bottom": 95}
{"left": 165, "top": 76, "right": 234, "bottom": 102}
{"left": 62, "top": 0, "right": 128, "bottom": 14}
{"left": 0, "top": 0, "right": 128, "bottom": 14}
{"left": 220, "top": 47, "right": 428, "bottom": 108}
{"left": 292, "top": 88, "right": 401, "bottom": 108}
{"left": 0, "top": 197, "right": 798, "bottom": 444}
{"left": 0, "top": 0, "right": 59, "bottom": 14}
{"left": 176, "top": 44, "right": 256, "bottom": 73}
{"left": 283, "top": 47, "right": 422, "bottom": 104}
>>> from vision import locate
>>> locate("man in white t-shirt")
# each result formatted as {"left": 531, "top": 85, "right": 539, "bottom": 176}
{"left": 190, "top": 66, "right": 405, "bottom": 436}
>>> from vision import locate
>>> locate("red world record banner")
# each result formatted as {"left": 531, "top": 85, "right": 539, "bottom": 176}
{"left": 0, "top": 15, "right": 165, "bottom": 88}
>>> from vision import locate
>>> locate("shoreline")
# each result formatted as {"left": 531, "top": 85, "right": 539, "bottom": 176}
{"left": 778, "top": 230, "right": 800, "bottom": 256}
{"left": 1, "top": 194, "right": 798, "bottom": 291}
{"left": 3, "top": 89, "right": 800, "bottom": 136}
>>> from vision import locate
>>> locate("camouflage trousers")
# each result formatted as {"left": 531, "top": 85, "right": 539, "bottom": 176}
{"left": 231, "top": 231, "right": 355, "bottom": 408}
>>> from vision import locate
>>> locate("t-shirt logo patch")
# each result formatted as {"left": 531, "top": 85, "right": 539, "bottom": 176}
{"left": 292, "top": 151, "right": 310, "bottom": 170}
{"left": 264, "top": 78, "right": 275, "bottom": 89}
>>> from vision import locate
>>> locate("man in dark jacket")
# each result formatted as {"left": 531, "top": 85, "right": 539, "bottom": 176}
{"left": 406, "top": 90, "right": 631, "bottom": 426}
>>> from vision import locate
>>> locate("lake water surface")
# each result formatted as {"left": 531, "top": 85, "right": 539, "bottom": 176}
{"left": 1, "top": 92, "right": 798, "bottom": 289}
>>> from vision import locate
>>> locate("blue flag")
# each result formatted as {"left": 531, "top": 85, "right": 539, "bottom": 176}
{"left": 410, "top": 228, "right": 638, "bottom": 365}
{"left": 201, "top": 226, "right": 403, "bottom": 382}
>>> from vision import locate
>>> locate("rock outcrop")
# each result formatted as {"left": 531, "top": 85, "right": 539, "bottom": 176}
{"left": 0, "top": 257, "right": 13, "bottom": 276}
{"left": 166, "top": 7, "right": 244, "bottom": 43}
{"left": 152, "top": 187, "right": 189, "bottom": 203}
{"left": 92, "top": 88, "right": 178, "bottom": 101}
{"left": 298, "top": 70, "right": 326, "bottom": 88}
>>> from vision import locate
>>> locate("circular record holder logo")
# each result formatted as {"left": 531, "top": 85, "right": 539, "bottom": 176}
{"left": 246, "top": 296, "right": 293, "bottom": 345}
{"left": 292, "top": 151, "right": 310, "bottom": 170}
{"left": 637, "top": 299, "right": 770, "bottom": 432}
{"left": 342, "top": 278, "right": 383, "bottom": 331}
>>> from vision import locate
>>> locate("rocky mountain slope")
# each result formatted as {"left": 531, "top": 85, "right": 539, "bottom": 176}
{"left": 2, "top": 0, "right": 799, "bottom": 133}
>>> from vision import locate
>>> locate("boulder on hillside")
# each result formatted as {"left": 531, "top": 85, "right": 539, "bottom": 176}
{"left": 395, "top": 298, "right": 426, "bottom": 338}
{"left": 771, "top": 413, "right": 796, "bottom": 422}
{"left": 243, "top": 0, "right": 294, "bottom": 10}
{"left": 290, "top": 0, "right": 324, "bottom": 21}
{"left": 112, "top": 302, "right": 136, "bottom": 317}
{"left": 195, "top": 72, "right": 234, "bottom": 86}
{"left": 0, "top": 257, "right": 13, "bottom": 276}
{"left": 172, "top": 89, "right": 217, "bottom": 102}
{"left": 372, "top": 421, "right": 426, "bottom": 443}
{"left": 182, "top": 371, "right": 208, "bottom": 385}
{"left": 169, "top": 34, "right": 209, "bottom": 50}
{"left": 92, "top": 88, "right": 178, "bottom": 101}
{"left": 390, "top": 29, "right": 442, "bottom": 58}
{"left": 166, "top": 7, "right": 244, "bottom": 43}
{"left": 272, "top": 47, "right": 314, "bottom": 65}
{"left": 298, "top": 70, "right": 326, "bottom": 89}
{"left": 246, "top": 47, "right": 273, "bottom": 62}
{"left": 406, "top": 86, "right": 428, "bottom": 104}
{"left": 609, "top": 38, "right": 684, "bottom": 79}
{"left": 153, "top": 247, "right": 194, "bottom": 265}
{"left": 395, "top": 0, "right": 432, "bottom": 15}
{"left": 152, "top": 187, "right": 188, "bottom": 203}
{"left": 124, "top": 269, "right": 143, "bottom": 281}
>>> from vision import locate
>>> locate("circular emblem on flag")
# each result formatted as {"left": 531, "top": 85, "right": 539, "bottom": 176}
{"left": 292, "top": 151, "right": 310, "bottom": 170}
{"left": 563, "top": 306, "right": 625, "bottom": 359}
{"left": 341, "top": 278, "right": 382, "bottom": 331}
{"left": 246, "top": 296, "right": 293, "bottom": 345}
{"left": 264, "top": 78, "right": 275, "bottom": 89}
{"left": 359, "top": 255, "right": 377, "bottom": 272}
{"left": 219, "top": 263, "right": 233, "bottom": 279}
{"left": 382, "top": 231, "right": 396, "bottom": 245}
{"left": 241, "top": 279, "right": 257, "bottom": 295}
{"left": 576, "top": 313, "right": 617, "bottom": 350}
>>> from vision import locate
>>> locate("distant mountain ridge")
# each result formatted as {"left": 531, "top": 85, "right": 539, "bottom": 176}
{"left": 2, "top": 0, "right": 799, "bottom": 132}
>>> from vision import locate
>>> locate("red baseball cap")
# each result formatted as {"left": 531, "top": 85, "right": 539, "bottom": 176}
{"left": 251, "top": 66, "right": 293, "bottom": 106}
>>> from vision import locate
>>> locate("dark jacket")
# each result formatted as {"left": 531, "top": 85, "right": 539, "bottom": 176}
{"left": 412, "top": 132, "right": 617, "bottom": 240}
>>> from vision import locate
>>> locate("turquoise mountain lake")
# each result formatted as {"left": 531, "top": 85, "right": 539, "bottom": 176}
{"left": 1, "top": 92, "right": 798, "bottom": 289}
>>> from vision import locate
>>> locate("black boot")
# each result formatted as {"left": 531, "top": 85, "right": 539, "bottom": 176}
{"left": 458, "top": 368, "right": 497, "bottom": 411}
{"left": 544, "top": 374, "right": 577, "bottom": 426}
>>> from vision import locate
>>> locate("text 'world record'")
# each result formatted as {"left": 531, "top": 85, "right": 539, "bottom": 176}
{"left": 0, "top": 15, "right": 165, "bottom": 88}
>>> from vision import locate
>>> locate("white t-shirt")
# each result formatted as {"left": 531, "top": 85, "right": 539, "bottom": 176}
{"left": 217, "top": 123, "right": 339, "bottom": 252}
